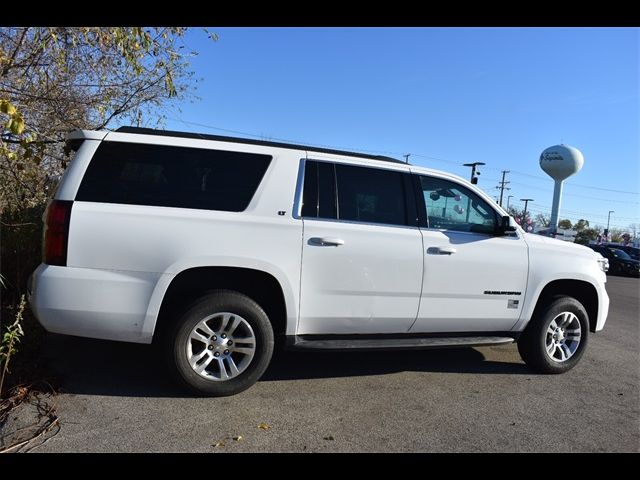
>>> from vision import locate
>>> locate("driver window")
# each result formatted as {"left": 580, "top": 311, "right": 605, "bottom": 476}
{"left": 419, "top": 175, "right": 498, "bottom": 234}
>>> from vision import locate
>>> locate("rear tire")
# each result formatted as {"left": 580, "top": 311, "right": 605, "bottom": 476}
{"left": 518, "top": 296, "right": 589, "bottom": 374}
{"left": 166, "top": 290, "right": 274, "bottom": 396}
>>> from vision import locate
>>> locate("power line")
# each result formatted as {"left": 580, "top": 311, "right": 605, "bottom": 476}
{"left": 483, "top": 179, "right": 640, "bottom": 206}
{"left": 517, "top": 202, "right": 633, "bottom": 217}
{"left": 167, "top": 115, "right": 639, "bottom": 226}
{"left": 505, "top": 180, "right": 640, "bottom": 204}
{"left": 165, "top": 116, "right": 403, "bottom": 155}
{"left": 165, "top": 115, "right": 640, "bottom": 197}
{"left": 167, "top": 115, "right": 474, "bottom": 170}
{"left": 483, "top": 166, "right": 639, "bottom": 195}
{"left": 524, "top": 204, "right": 638, "bottom": 221}
{"left": 411, "top": 153, "right": 463, "bottom": 167}
{"left": 514, "top": 172, "right": 639, "bottom": 195}
{"left": 483, "top": 179, "right": 638, "bottom": 225}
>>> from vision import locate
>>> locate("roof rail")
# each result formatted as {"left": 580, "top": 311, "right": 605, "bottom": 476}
{"left": 115, "top": 126, "right": 405, "bottom": 164}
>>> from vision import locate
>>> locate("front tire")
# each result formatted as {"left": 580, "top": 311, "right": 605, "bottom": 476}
{"left": 518, "top": 296, "right": 589, "bottom": 374}
{"left": 167, "top": 290, "right": 274, "bottom": 396}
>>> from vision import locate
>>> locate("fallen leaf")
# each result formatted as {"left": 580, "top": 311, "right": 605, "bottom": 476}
{"left": 233, "top": 435, "right": 243, "bottom": 442}
{"left": 258, "top": 422, "right": 271, "bottom": 430}
{"left": 212, "top": 441, "right": 225, "bottom": 448}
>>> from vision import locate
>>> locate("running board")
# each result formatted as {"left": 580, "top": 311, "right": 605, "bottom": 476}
{"left": 288, "top": 335, "right": 515, "bottom": 351}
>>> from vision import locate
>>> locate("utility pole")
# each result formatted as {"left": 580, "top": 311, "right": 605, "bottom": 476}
{"left": 605, "top": 210, "right": 614, "bottom": 239}
{"left": 507, "top": 195, "right": 514, "bottom": 210}
{"left": 403, "top": 154, "right": 411, "bottom": 164}
{"left": 521, "top": 198, "right": 534, "bottom": 227}
{"left": 498, "top": 170, "right": 510, "bottom": 207}
{"left": 463, "top": 162, "right": 485, "bottom": 184}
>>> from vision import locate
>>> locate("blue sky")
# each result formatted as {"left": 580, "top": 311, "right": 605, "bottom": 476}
{"left": 162, "top": 27, "right": 639, "bottom": 232}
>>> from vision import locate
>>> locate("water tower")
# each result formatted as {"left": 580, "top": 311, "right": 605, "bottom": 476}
{"left": 539, "top": 145, "right": 584, "bottom": 233}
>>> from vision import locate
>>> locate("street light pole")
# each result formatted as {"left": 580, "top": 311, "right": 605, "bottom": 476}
{"left": 463, "top": 162, "right": 485, "bottom": 184}
{"left": 520, "top": 198, "right": 534, "bottom": 227}
{"left": 606, "top": 210, "right": 614, "bottom": 238}
{"left": 507, "top": 195, "right": 514, "bottom": 210}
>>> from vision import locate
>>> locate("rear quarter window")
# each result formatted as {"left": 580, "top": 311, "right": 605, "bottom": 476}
{"left": 75, "top": 142, "right": 272, "bottom": 212}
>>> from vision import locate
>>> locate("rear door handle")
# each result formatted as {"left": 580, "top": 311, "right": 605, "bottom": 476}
{"left": 427, "top": 246, "right": 457, "bottom": 255}
{"left": 309, "top": 237, "right": 345, "bottom": 247}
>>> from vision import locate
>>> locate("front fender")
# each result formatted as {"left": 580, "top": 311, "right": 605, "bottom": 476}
{"left": 514, "top": 271, "right": 607, "bottom": 332}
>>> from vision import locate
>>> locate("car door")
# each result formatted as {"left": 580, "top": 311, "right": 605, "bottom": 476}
{"left": 297, "top": 159, "right": 424, "bottom": 335}
{"left": 409, "top": 173, "right": 528, "bottom": 333}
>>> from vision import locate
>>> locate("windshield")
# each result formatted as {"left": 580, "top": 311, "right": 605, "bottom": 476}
{"left": 609, "top": 248, "right": 632, "bottom": 260}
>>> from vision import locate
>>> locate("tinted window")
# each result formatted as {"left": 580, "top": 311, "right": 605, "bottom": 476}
{"left": 301, "top": 161, "right": 318, "bottom": 217}
{"left": 301, "top": 161, "right": 337, "bottom": 219}
{"left": 76, "top": 142, "right": 271, "bottom": 212}
{"left": 418, "top": 175, "right": 497, "bottom": 234}
{"left": 609, "top": 248, "right": 631, "bottom": 260}
{"left": 335, "top": 164, "right": 407, "bottom": 226}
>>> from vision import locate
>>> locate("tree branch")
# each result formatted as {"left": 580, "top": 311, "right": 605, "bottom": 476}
{"left": 1, "top": 27, "right": 28, "bottom": 77}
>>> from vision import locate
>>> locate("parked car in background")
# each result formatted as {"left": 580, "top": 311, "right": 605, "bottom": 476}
{"left": 587, "top": 245, "right": 640, "bottom": 277}
{"left": 601, "top": 243, "right": 639, "bottom": 261}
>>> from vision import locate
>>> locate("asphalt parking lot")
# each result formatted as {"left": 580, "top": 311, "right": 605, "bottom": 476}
{"left": 35, "top": 275, "right": 639, "bottom": 452}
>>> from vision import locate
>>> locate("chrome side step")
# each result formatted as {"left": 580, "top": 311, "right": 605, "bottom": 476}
{"left": 289, "top": 335, "right": 515, "bottom": 351}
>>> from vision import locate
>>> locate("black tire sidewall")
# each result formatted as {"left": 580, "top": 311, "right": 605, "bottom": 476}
{"left": 169, "top": 290, "right": 274, "bottom": 396}
{"left": 519, "top": 297, "right": 589, "bottom": 374}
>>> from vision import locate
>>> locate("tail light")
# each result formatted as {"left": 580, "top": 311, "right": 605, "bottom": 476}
{"left": 43, "top": 200, "right": 73, "bottom": 266}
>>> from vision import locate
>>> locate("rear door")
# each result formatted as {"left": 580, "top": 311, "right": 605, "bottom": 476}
{"left": 298, "top": 160, "right": 424, "bottom": 335}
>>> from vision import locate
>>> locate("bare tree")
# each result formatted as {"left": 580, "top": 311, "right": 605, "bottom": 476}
{"left": 0, "top": 27, "right": 213, "bottom": 302}
{"left": 0, "top": 27, "right": 213, "bottom": 212}
{"left": 535, "top": 213, "right": 551, "bottom": 227}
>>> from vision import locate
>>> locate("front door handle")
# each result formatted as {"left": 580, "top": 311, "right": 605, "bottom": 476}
{"left": 427, "top": 246, "right": 457, "bottom": 255}
{"left": 309, "top": 237, "right": 345, "bottom": 247}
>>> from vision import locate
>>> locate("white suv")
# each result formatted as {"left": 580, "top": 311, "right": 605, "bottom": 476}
{"left": 28, "top": 127, "right": 610, "bottom": 396}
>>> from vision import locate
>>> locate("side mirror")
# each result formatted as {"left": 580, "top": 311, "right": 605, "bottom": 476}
{"left": 497, "top": 215, "right": 517, "bottom": 235}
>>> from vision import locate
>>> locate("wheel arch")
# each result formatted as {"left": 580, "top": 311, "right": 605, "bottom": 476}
{"left": 150, "top": 266, "right": 291, "bottom": 343}
{"left": 524, "top": 279, "right": 599, "bottom": 333}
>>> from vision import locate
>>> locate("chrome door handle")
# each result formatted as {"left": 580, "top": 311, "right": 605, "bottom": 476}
{"left": 309, "top": 237, "right": 345, "bottom": 247}
{"left": 427, "top": 246, "right": 457, "bottom": 255}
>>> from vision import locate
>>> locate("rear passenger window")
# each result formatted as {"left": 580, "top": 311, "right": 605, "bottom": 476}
{"left": 335, "top": 164, "right": 407, "bottom": 226}
{"left": 76, "top": 142, "right": 271, "bottom": 212}
{"left": 301, "top": 161, "right": 337, "bottom": 219}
